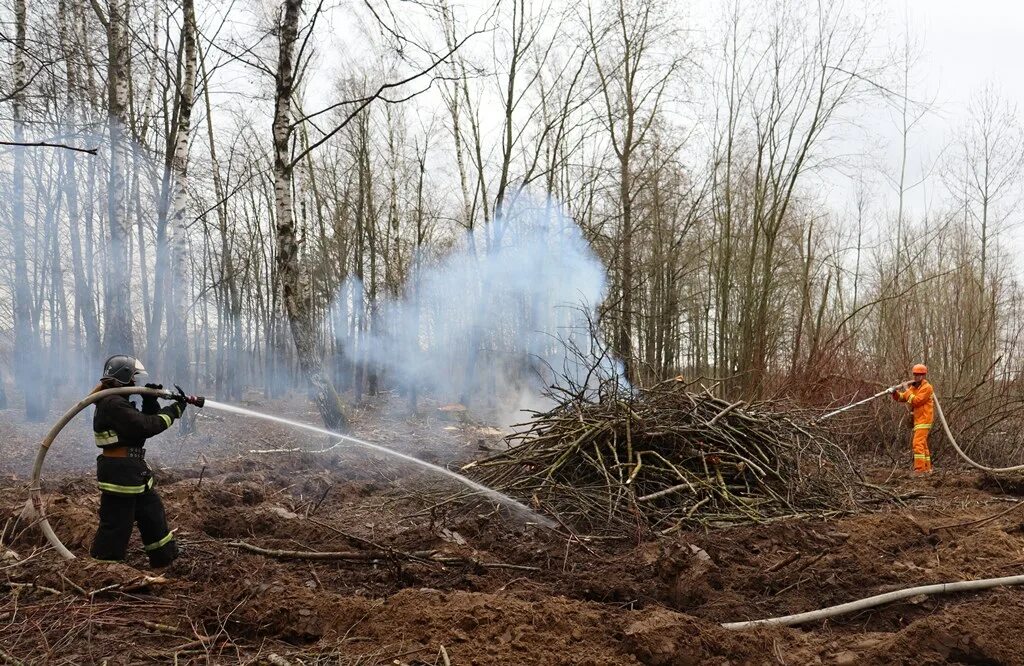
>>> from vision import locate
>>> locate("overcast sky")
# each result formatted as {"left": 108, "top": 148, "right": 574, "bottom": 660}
{"left": 216, "top": 0, "right": 1024, "bottom": 257}
{"left": 834, "top": 1, "right": 1024, "bottom": 238}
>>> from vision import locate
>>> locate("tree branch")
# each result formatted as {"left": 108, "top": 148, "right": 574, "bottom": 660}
{"left": 287, "top": 27, "right": 485, "bottom": 167}
{"left": 0, "top": 140, "right": 98, "bottom": 155}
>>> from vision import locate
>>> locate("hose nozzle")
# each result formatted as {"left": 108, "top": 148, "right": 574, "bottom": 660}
{"left": 172, "top": 384, "right": 206, "bottom": 408}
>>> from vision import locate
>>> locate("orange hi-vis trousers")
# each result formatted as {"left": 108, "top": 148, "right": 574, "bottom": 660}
{"left": 911, "top": 423, "right": 932, "bottom": 473}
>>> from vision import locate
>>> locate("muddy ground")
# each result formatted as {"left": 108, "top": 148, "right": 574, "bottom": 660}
{"left": 3, "top": 394, "right": 1024, "bottom": 664}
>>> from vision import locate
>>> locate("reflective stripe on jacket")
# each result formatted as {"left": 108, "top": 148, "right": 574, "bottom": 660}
{"left": 895, "top": 379, "right": 934, "bottom": 426}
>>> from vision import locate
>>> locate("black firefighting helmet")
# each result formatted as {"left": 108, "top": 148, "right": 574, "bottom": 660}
{"left": 101, "top": 355, "right": 149, "bottom": 386}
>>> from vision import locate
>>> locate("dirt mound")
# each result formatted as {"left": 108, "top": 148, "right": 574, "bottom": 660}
{"left": 623, "top": 607, "right": 772, "bottom": 666}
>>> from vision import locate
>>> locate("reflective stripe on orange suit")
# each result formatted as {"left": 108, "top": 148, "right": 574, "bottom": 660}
{"left": 896, "top": 380, "right": 933, "bottom": 472}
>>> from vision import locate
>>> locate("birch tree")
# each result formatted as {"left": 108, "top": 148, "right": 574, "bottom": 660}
{"left": 93, "top": 0, "right": 134, "bottom": 353}
{"left": 10, "top": 0, "right": 46, "bottom": 418}
{"left": 167, "top": 0, "right": 199, "bottom": 382}
{"left": 273, "top": 0, "right": 348, "bottom": 429}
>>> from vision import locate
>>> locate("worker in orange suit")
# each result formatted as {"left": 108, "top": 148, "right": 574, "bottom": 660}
{"left": 891, "top": 364, "right": 933, "bottom": 474}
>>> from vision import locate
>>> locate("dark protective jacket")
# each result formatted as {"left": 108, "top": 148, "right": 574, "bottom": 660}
{"left": 93, "top": 393, "right": 184, "bottom": 450}
{"left": 90, "top": 391, "right": 182, "bottom": 565}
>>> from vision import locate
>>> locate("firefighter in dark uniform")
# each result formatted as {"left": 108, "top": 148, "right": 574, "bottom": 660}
{"left": 90, "top": 355, "right": 185, "bottom": 567}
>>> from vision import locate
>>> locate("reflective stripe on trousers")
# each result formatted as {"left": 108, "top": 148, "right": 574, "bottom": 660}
{"left": 144, "top": 531, "right": 175, "bottom": 552}
{"left": 912, "top": 425, "right": 932, "bottom": 472}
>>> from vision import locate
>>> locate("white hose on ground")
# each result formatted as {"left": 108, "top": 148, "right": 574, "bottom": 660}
{"left": 23, "top": 386, "right": 172, "bottom": 560}
{"left": 721, "top": 573, "right": 1024, "bottom": 629}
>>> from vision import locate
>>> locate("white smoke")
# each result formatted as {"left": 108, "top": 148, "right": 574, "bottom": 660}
{"left": 332, "top": 197, "right": 626, "bottom": 424}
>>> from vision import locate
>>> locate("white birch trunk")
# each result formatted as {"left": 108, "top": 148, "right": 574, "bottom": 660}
{"left": 168, "top": 0, "right": 198, "bottom": 383}
{"left": 273, "top": 0, "right": 347, "bottom": 429}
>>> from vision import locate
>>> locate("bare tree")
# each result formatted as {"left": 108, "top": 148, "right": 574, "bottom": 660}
{"left": 167, "top": 0, "right": 199, "bottom": 383}
{"left": 941, "top": 85, "right": 1024, "bottom": 385}
{"left": 272, "top": 0, "right": 348, "bottom": 429}
{"left": 587, "top": 0, "right": 680, "bottom": 381}
{"left": 92, "top": 0, "right": 134, "bottom": 353}
{"left": 10, "top": 0, "right": 46, "bottom": 419}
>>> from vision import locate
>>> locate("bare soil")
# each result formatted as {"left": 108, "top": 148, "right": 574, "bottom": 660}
{"left": 3, "top": 395, "right": 1024, "bottom": 664}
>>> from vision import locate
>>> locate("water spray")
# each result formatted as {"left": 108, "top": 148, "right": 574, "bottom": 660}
{"left": 27, "top": 388, "right": 551, "bottom": 560}
{"left": 201, "top": 400, "right": 553, "bottom": 527}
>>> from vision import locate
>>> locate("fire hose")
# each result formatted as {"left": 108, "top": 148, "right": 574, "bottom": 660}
{"left": 932, "top": 394, "right": 1024, "bottom": 473}
{"left": 815, "top": 384, "right": 906, "bottom": 422}
{"left": 721, "top": 574, "right": 1024, "bottom": 629}
{"left": 23, "top": 386, "right": 203, "bottom": 560}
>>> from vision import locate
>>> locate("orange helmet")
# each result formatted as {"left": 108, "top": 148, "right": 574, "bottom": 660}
{"left": 912, "top": 363, "right": 928, "bottom": 375}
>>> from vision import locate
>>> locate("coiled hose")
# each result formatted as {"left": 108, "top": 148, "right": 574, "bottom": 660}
{"left": 23, "top": 386, "right": 170, "bottom": 560}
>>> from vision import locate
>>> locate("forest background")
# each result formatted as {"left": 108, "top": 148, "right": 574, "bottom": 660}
{"left": 1, "top": 0, "right": 1021, "bottom": 453}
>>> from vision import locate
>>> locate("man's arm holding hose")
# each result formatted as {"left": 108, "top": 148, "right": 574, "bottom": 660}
{"left": 109, "top": 398, "right": 185, "bottom": 439}
{"left": 141, "top": 383, "right": 164, "bottom": 414}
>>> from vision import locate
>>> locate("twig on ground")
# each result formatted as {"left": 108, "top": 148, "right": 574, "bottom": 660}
{"left": 309, "top": 483, "right": 333, "bottom": 517}
{"left": 0, "top": 645, "right": 25, "bottom": 666}
{"left": 932, "top": 500, "right": 1024, "bottom": 532}
{"left": 4, "top": 582, "right": 62, "bottom": 596}
{"left": 227, "top": 540, "right": 540, "bottom": 571}
{"left": 58, "top": 573, "right": 87, "bottom": 596}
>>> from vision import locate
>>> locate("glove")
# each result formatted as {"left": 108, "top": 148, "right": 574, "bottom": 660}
{"left": 142, "top": 384, "right": 164, "bottom": 415}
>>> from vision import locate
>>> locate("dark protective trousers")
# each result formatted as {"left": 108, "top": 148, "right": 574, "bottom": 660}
{"left": 90, "top": 456, "right": 179, "bottom": 567}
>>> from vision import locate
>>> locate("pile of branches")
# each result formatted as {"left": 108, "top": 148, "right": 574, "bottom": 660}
{"left": 465, "top": 380, "right": 858, "bottom": 533}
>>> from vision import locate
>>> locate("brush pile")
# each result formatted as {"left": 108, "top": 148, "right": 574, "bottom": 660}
{"left": 465, "top": 380, "right": 857, "bottom": 533}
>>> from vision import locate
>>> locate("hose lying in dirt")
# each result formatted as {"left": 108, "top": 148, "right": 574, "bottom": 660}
{"left": 721, "top": 572, "right": 1024, "bottom": 629}
{"left": 933, "top": 394, "right": 1024, "bottom": 474}
{"left": 22, "top": 386, "right": 169, "bottom": 560}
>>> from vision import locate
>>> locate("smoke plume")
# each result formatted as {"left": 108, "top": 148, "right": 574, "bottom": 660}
{"left": 332, "top": 198, "right": 625, "bottom": 425}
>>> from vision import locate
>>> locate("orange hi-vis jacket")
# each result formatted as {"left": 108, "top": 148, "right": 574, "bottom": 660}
{"left": 894, "top": 379, "right": 934, "bottom": 429}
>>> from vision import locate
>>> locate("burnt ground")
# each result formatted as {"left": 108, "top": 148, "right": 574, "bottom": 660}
{"left": 4, "top": 394, "right": 1024, "bottom": 664}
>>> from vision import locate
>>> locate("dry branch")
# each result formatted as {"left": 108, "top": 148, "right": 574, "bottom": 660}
{"left": 0, "top": 646, "right": 24, "bottom": 666}
{"left": 227, "top": 541, "right": 433, "bottom": 561}
{"left": 465, "top": 382, "right": 856, "bottom": 532}
{"left": 226, "top": 541, "right": 539, "bottom": 571}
